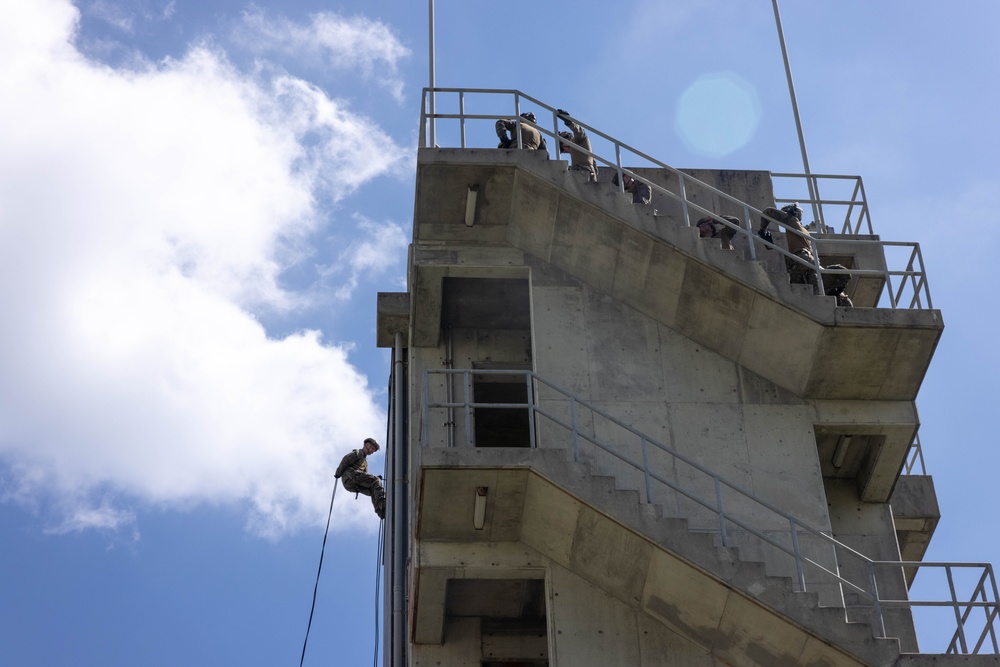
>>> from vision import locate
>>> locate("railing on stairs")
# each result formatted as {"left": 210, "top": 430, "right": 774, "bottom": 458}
{"left": 903, "top": 434, "right": 927, "bottom": 476}
{"left": 419, "top": 367, "right": 1000, "bottom": 655}
{"left": 419, "top": 87, "right": 934, "bottom": 310}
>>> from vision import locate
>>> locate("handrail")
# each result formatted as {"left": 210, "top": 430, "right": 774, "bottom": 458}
{"left": 771, "top": 172, "right": 874, "bottom": 235}
{"left": 903, "top": 434, "right": 927, "bottom": 476}
{"left": 419, "top": 367, "right": 999, "bottom": 654}
{"left": 419, "top": 87, "right": 935, "bottom": 310}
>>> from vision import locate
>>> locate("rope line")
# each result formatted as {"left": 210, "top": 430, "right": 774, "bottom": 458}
{"left": 299, "top": 478, "right": 339, "bottom": 667}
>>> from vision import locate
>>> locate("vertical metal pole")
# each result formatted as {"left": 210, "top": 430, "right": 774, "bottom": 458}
{"left": 789, "top": 517, "right": 806, "bottom": 591}
{"left": 678, "top": 174, "right": 691, "bottom": 227}
{"left": 383, "top": 369, "right": 394, "bottom": 665}
{"left": 744, "top": 204, "right": 758, "bottom": 260}
{"left": 459, "top": 92, "right": 466, "bottom": 149}
{"left": 526, "top": 373, "right": 537, "bottom": 449}
{"left": 428, "top": 0, "right": 436, "bottom": 147}
{"left": 946, "top": 565, "right": 970, "bottom": 654}
{"left": 641, "top": 436, "right": 653, "bottom": 504}
{"left": 463, "top": 370, "right": 472, "bottom": 447}
{"left": 771, "top": 0, "right": 822, "bottom": 229}
{"left": 715, "top": 476, "right": 728, "bottom": 547}
{"left": 570, "top": 397, "right": 580, "bottom": 462}
{"left": 392, "top": 332, "right": 406, "bottom": 667}
{"left": 867, "top": 561, "right": 887, "bottom": 638}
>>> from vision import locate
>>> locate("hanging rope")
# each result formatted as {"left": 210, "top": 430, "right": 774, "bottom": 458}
{"left": 299, "top": 478, "right": 339, "bottom": 667}
{"left": 373, "top": 517, "right": 385, "bottom": 667}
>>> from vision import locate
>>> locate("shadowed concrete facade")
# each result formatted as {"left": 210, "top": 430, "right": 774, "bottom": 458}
{"left": 378, "top": 147, "right": 954, "bottom": 666}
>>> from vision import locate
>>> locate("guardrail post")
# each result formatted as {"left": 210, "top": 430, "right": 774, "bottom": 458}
{"left": 641, "top": 436, "right": 653, "bottom": 505}
{"left": 678, "top": 174, "right": 691, "bottom": 227}
{"left": 947, "top": 565, "right": 970, "bottom": 654}
{"left": 714, "top": 476, "right": 728, "bottom": 547}
{"left": 526, "top": 372, "right": 537, "bottom": 449}
{"left": 789, "top": 517, "right": 806, "bottom": 591}
{"left": 987, "top": 565, "right": 1000, "bottom": 653}
{"left": 867, "top": 562, "right": 887, "bottom": 638}
{"left": 459, "top": 91, "right": 466, "bottom": 148}
{"left": 462, "top": 370, "right": 473, "bottom": 448}
{"left": 743, "top": 204, "right": 757, "bottom": 261}
{"left": 419, "top": 89, "right": 428, "bottom": 148}
{"left": 570, "top": 396, "right": 580, "bottom": 462}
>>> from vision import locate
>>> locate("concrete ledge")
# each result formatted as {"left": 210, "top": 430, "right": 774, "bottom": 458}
{"left": 414, "top": 448, "right": 901, "bottom": 665}
{"left": 891, "top": 475, "right": 941, "bottom": 580}
{"left": 410, "top": 149, "right": 944, "bottom": 401}
{"left": 376, "top": 291, "right": 409, "bottom": 348}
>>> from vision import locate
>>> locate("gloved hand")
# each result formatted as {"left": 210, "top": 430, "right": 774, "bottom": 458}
{"left": 757, "top": 229, "right": 773, "bottom": 245}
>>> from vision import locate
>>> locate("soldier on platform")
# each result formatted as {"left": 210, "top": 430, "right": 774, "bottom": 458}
{"left": 613, "top": 172, "right": 652, "bottom": 205}
{"left": 696, "top": 214, "right": 740, "bottom": 251}
{"left": 757, "top": 203, "right": 852, "bottom": 306}
{"left": 496, "top": 112, "right": 547, "bottom": 152}
{"left": 556, "top": 109, "right": 598, "bottom": 181}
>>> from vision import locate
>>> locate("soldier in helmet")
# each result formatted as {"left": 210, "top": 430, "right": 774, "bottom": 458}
{"left": 496, "top": 111, "right": 547, "bottom": 152}
{"left": 556, "top": 109, "right": 598, "bottom": 181}
{"left": 335, "top": 437, "right": 386, "bottom": 519}
{"left": 612, "top": 171, "right": 652, "bottom": 205}
{"left": 696, "top": 214, "right": 740, "bottom": 250}
{"left": 757, "top": 203, "right": 852, "bottom": 306}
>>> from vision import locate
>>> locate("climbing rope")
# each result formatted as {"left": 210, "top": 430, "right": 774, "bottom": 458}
{"left": 299, "top": 478, "right": 339, "bottom": 667}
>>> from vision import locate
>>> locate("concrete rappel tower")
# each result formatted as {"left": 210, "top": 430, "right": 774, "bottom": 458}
{"left": 374, "top": 89, "right": 998, "bottom": 666}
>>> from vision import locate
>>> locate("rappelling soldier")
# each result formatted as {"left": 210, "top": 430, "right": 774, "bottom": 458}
{"left": 335, "top": 437, "right": 386, "bottom": 519}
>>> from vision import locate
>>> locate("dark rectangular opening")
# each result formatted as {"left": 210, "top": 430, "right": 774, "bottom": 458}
{"left": 473, "top": 378, "right": 531, "bottom": 448}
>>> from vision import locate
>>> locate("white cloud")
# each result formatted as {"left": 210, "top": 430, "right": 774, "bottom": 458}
{"left": 325, "top": 216, "right": 409, "bottom": 301}
{"left": 0, "top": 0, "right": 405, "bottom": 536}
{"left": 232, "top": 8, "right": 411, "bottom": 101}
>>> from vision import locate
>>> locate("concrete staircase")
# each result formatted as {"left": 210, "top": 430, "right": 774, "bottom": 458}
{"left": 418, "top": 446, "right": 904, "bottom": 667}
{"left": 411, "top": 147, "right": 943, "bottom": 403}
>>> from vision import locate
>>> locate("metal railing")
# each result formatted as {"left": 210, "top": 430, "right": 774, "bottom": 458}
{"left": 419, "top": 367, "right": 999, "bottom": 654}
{"left": 903, "top": 434, "right": 927, "bottom": 476}
{"left": 418, "top": 87, "right": 935, "bottom": 310}
{"left": 771, "top": 172, "right": 874, "bottom": 235}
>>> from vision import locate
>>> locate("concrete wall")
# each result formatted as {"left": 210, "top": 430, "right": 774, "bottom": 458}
{"left": 403, "top": 158, "right": 925, "bottom": 662}
{"left": 826, "top": 478, "right": 918, "bottom": 652}
{"left": 410, "top": 550, "right": 728, "bottom": 667}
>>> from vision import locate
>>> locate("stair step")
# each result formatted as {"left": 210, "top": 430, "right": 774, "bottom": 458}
{"left": 536, "top": 445, "right": 902, "bottom": 665}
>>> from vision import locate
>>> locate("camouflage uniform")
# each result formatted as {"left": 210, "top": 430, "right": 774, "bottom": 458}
{"left": 335, "top": 448, "right": 386, "bottom": 519}
{"left": 759, "top": 206, "right": 853, "bottom": 307}
{"left": 496, "top": 118, "right": 547, "bottom": 152}
{"left": 613, "top": 172, "right": 652, "bottom": 205}
{"left": 697, "top": 215, "right": 740, "bottom": 251}
{"left": 557, "top": 112, "right": 598, "bottom": 181}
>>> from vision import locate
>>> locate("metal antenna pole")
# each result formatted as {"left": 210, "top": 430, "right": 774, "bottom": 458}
{"left": 428, "top": 0, "right": 436, "bottom": 147}
{"left": 771, "top": 0, "right": 822, "bottom": 229}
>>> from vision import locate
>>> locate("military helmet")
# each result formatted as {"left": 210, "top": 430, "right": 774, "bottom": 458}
{"left": 781, "top": 203, "right": 803, "bottom": 219}
{"left": 520, "top": 112, "right": 536, "bottom": 123}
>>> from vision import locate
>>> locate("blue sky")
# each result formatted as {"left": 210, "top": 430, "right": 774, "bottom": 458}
{"left": 1, "top": 1, "right": 998, "bottom": 664}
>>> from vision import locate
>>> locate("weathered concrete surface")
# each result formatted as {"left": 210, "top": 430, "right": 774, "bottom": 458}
{"left": 413, "top": 449, "right": 902, "bottom": 666}
{"left": 890, "top": 475, "right": 941, "bottom": 583}
{"left": 397, "top": 147, "right": 968, "bottom": 667}
{"left": 409, "top": 148, "right": 943, "bottom": 403}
